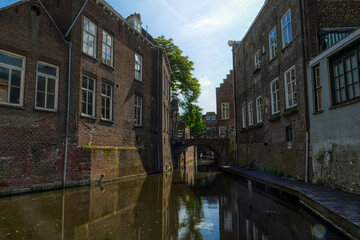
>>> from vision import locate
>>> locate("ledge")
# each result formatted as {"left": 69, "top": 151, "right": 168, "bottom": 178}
{"left": 269, "top": 112, "right": 281, "bottom": 122}
{"left": 0, "top": 103, "right": 24, "bottom": 110}
{"left": 312, "top": 109, "right": 324, "bottom": 115}
{"left": 329, "top": 98, "right": 360, "bottom": 110}
{"left": 80, "top": 114, "right": 97, "bottom": 120}
{"left": 282, "top": 106, "right": 298, "bottom": 117}
{"left": 34, "top": 108, "right": 60, "bottom": 114}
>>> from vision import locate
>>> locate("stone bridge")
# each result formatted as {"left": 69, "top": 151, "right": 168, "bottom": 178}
{"left": 171, "top": 138, "right": 236, "bottom": 167}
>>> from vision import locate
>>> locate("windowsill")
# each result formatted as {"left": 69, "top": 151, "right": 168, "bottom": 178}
{"left": 269, "top": 55, "right": 278, "bottom": 64}
{"left": 82, "top": 52, "right": 98, "bottom": 62}
{"left": 253, "top": 68, "right": 261, "bottom": 76}
{"left": 134, "top": 125, "right": 143, "bottom": 128}
{"left": 281, "top": 41, "right": 293, "bottom": 52}
{"left": 283, "top": 105, "right": 298, "bottom": 117}
{"left": 134, "top": 78, "right": 144, "bottom": 84}
{"left": 312, "top": 109, "right": 324, "bottom": 115}
{"left": 100, "top": 62, "right": 115, "bottom": 71}
{"left": 330, "top": 97, "right": 360, "bottom": 110}
{"left": 80, "top": 113, "right": 97, "bottom": 120}
{"left": 0, "top": 103, "right": 24, "bottom": 110}
{"left": 100, "top": 118, "right": 113, "bottom": 123}
{"left": 34, "top": 108, "right": 59, "bottom": 114}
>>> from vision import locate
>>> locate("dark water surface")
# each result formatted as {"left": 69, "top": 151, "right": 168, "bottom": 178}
{"left": 0, "top": 160, "right": 349, "bottom": 240}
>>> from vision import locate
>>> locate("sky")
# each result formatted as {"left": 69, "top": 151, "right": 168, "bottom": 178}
{"left": 0, "top": 0, "right": 265, "bottom": 114}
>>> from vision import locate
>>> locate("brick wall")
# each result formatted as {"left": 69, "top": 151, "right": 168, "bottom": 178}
{"left": 216, "top": 71, "right": 235, "bottom": 135}
{"left": 233, "top": 0, "right": 307, "bottom": 179}
{"left": 0, "top": 0, "right": 172, "bottom": 196}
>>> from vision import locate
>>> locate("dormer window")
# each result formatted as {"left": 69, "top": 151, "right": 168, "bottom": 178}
{"left": 134, "top": 19, "right": 141, "bottom": 33}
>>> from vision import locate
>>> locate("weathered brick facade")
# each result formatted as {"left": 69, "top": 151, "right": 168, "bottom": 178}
{"left": 0, "top": 0, "right": 172, "bottom": 196}
{"left": 232, "top": 0, "right": 308, "bottom": 179}
{"left": 203, "top": 112, "right": 217, "bottom": 138}
{"left": 231, "top": 0, "right": 360, "bottom": 181}
{"left": 216, "top": 70, "right": 235, "bottom": 137}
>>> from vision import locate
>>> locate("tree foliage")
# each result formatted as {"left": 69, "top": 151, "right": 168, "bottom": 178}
{"left": 155, "top": 36, "right": 201, "bottom": 107}
{"left": 181, "top": 103, "right": 205, "bottom": 138}
{"left": 156, "top": 36, "right": 205, "bottom": 137}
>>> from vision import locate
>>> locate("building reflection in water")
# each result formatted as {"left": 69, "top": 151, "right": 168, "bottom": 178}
{"left": 0, "top": 157, "right": 349, "bottom": 240}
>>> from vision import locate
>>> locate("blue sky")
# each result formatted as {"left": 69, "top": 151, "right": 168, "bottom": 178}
{"left": 0, "top": 0, "right": 265, "bottom": 114}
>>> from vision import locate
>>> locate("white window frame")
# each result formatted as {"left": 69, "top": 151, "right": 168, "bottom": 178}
{"left": 242, "top": 105, "right": 246, "bottom": 128}
{"left": 248, "top": 101, "right": 254, "bottom": 126}
{"left": 83, "top": 17, "right": 97, "bottom": 57}
{"left": 281, "top": 9, "right": 292, "bottom": 48}
{"left": 269, "top": 26, "right": 277, "bottom": 60}
{"left": 0, "top": 50, "right": 25, "bottom": 106}
{"left": 134, "top": 19, "right": 141, "bottom": 33}
{"left": 101, "top": 83, "right": 112, "bottom": 120}
{"left": 81, "top": 76, "right": 96, "bottom": 117}
{"left": 284, "top": 66, "right": 297, "bottom": 109}
{"left": 256, "top": 96, "right": 262, "bottom": 123}
{"left": 35, "top": 61, "right": 59, "bottom": 111}
{"left": 135, "top": 53, "right": 142, "bottom": 82}
{"left": 211, "top": 116, "right": 215, "bottom": 120}
{"left": 134, "top": 95, "right": 143, "bottom": 126}
{"left": 254, "top": 49, "right": 261, "bottom": 70}
{"left": 102, "top": 31, "right": 113, "bottom": 67}
{"left": 221, "top": 102, "right": 229, "bottom": 119}
{"left": 314, "top": 65, "right": 323, "bottom": 111}
{"left": 212, "top": 127, "right": 216, "bottom": 131}
{"left": 219, "top": 126, "right": 226, "bottom": 136}
{"left": 270, "top": 78, "right": 280, "bottom": 114}
{"left": 206, "top": 116, "right": 210, "bottom": 120}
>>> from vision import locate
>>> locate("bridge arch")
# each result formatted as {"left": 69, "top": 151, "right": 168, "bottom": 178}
{"left": 171, "top": 138, "right": 233, "bottom": 167}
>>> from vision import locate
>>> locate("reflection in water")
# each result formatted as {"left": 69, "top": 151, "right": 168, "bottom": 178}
{"left": 0, "top": 158, "right": 350, "bottom": 240}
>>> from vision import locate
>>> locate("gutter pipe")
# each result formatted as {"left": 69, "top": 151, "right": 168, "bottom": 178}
{"left": 62, "top": 0, "right": 89, "bottom": 187}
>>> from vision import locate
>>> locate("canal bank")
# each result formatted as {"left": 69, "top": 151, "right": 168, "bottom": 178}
{"left": 221, "top": 165, "right": 360, "bottom": 240}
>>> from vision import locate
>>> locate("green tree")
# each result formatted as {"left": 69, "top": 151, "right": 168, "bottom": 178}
{"left": 156, "top": 36, "right": 205, "bottom": 137}
{"left": 181, "top": 103, "right": 205, "bottom": 138}
{"left": 155, "top": 36, "right": 201, "bottom": 107}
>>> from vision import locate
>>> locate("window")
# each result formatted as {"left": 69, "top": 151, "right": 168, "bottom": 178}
{"left": 254, "top": 49, "right": 260, "bottom": 70}
{"left": 81, "top": 76, "right": 96, "bottom": 116}
{"left": 331, "top": 51, "right": 360, "bottom": 104}
{"left": 206, "top": 116, "right": 210, "bottom": 120}
{"left": 35, "top": 62, "right": 58, "bottom": 110}
{"left": 0, "top": 50, "right": 25, "bottom": 106}
{"left": 219, "top": 126, "right": 226, "bottom": 136}
{"left": 286, "top": 125, "right": 293, "bottom": 142}
{"left": 242, "top": 105, "right": 246, "bottom": 128}
{"left": 102, "top": 31, "right": 113, "bottom": 66}
{"left": 212, "top": 127, "right": 216, "bottom": 131}
{"left": 211, "top": 116, "right": 215, "bottom": 120}
{"left": 270, "top": 78, "right": 280, "bottom": 114}
{"left": 101, "top": 83, "right": 112, "bottom": 120}
{"left": 269, "top": 27, "right": 277, "bottom": 60}
{"left": 221, "top": 102, "right": 229, "bottom": 119}
{"left": 313, "top": 65, "right": 323, "bottom": 111}
{"left": 256, "top": 96, "right": 262, "bottom": 123}
{"left": 248, "top": 101, "right": 254, "bottom": 126}
{"left": 135, "top": 53, "right": 142, "bottom": 81}
{"left": 83, "top": 18, "right": 97, "bottom": 57}
{"left": 284, "top": 66, "right": 297, "bottom": 108}
{"left": 134, "top": 19, "right": 141, "bottom": 33}
{"left": 134, "top": 95, "right": 142, "bottom": 126}
{"left": 206, "top": 127, "right": 211, "bottom": 131}
{"left": 281, "top": 9, "right": 292, "bottom": 48}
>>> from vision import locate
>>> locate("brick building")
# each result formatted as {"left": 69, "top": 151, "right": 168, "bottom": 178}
{"left": 230, "top": 0, "right": 360, "bottom": 181}
{"left": 0, "top": 0, "right": 172, "bottom": 196}
{"left": 216, "top": 70, "right": 235, "bottom": 138}
{"left": 202, "top": 112, "right": 217, "bottom": 138}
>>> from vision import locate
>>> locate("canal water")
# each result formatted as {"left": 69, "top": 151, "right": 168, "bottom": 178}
{"left": 0, "top": 159, "right": 349, "bottom": 240}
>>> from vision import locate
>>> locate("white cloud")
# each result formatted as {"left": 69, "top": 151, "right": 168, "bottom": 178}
{"left": 195, "top": 221, "right": 215, "bottom": 231}
{"left": 199, "top": 76, "right": 212, "bottom": 87}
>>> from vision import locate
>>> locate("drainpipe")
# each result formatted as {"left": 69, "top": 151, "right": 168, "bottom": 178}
{"left": 156, "top": 49, "right": 161, "bottom": 172}
{"left": 231, "top": 52, "right": 238, "bottom": 167}
{"left": 299, "top": 0, "right": 310, "bottom": 183}
{"left": 62, "top": 0, "right": 89, "bottom": 187}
